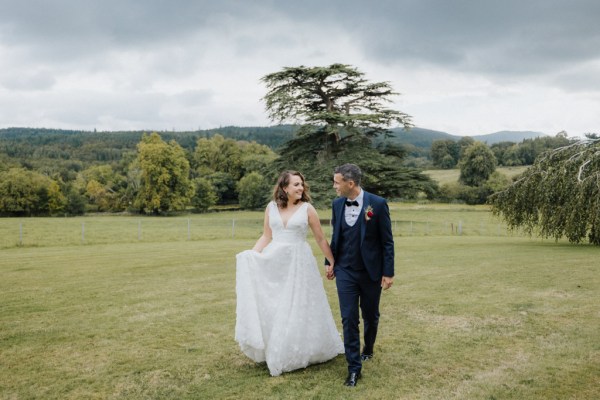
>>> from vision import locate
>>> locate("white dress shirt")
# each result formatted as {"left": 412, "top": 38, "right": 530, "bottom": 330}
{"left": 344, "top": 189, "right": 364, "bottom": 227}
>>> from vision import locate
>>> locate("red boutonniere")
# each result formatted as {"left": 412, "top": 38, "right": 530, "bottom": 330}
{"left": 365, "top": 205, "right": 374, "bottom": 221}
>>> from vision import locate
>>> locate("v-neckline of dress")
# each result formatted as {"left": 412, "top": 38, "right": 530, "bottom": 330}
{"left": 277, "top": 202, "right": 305, "bottom": 229}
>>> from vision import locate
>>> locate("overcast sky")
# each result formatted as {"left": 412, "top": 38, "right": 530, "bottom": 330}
{"left": 0, "top": 0, "right": 599, "bottom": 136}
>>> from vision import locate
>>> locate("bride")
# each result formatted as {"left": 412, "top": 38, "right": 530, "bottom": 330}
{"left": 235, "top": 170, "right": 344, "bottom": 376}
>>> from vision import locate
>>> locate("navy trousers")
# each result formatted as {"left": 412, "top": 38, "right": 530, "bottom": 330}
{"left": 335, "top": 267, "right": 382, "bottom": 373}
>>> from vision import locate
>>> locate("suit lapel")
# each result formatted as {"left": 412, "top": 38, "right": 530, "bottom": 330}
{"left": 334, "top": 199, "right": 345, "bottom": 251}
{"left": 360, "top": 192, "right": 370, "bottom": 244}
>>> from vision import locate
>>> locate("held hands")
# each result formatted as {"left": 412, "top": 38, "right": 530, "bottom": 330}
{"left": 325, "top": 264, "right": 335, "bottom": 280}
{"left": 381, "top": 276, "right": 394, "bottom": 290}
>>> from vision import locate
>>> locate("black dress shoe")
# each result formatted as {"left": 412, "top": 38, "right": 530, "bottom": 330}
{"left": 361, "top": 351, "right": 374, "bottom": 361}
{"left": 344, "top": 372, "right": 361, "bottom": 387}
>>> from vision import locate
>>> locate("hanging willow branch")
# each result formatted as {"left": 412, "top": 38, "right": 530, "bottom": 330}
{"left": 489, "top": 137, "right": 600, "bottom": 244}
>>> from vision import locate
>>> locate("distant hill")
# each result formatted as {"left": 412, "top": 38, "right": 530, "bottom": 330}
{"left": 386, "top": 127, "right": 459, "bottom": 148}
{"left": 471, "top": 130, "right": 546, "bottom": 144}
{"left": 385, "top": 127, "right": 546, "bottom": 148}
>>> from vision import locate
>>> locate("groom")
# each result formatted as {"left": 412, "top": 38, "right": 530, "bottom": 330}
{"left": 326, "top": 163, "right": 395, "bottom": 387}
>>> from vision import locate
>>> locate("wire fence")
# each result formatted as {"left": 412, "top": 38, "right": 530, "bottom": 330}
{"left": 0, "top": 216, "right": 522, "bottom": 249}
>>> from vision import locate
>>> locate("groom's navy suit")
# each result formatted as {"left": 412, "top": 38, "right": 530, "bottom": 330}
{"left": 329, "top": 191, "right": 394, "bottom": 374}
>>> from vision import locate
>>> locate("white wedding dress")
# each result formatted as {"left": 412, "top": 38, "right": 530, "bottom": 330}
{"left": 235, "top": 201, "right": 344, "bottom": 376}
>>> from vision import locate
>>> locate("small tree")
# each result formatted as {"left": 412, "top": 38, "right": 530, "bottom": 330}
{"left": 80, "top": 165, "right": 128, "bottom": 212}
{"left": 0, "top": 168, "right": 53, "bottom": 216}
{"left": 135, "top": 133, "right": 194, "bottom": 214}
{"left": 431, "top": 140, "right": 460, "bottom": 169}
{"left": 459, "top": 142, "right": 497, "bottom": 186}
{"left": 193, "top": 134, "right": 243, "bottom": 180}
{"left": 239, "top": 142, "right": 277, "bottom": 175}
{"left": 62, "top": 183, "right": 86, "bottom": 215}
{"left": 47, "top": 180, "right": 67, "bottom": 215}
{"left": 191, "top": 177, "right": 217, "bottom": 212}
{"left": 207, "top": 171, "right": 237, "bottom": 205}
{"left": 237, "top": 172, "right": 270, "bottom": 210}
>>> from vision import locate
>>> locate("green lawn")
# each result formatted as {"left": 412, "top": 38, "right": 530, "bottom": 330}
{"left": 0, "top": 203, "right": 519, "bottom": 249}
{"left": 425, "top": 166, "right": 529, "bottom": 186}
{"left": 1, "top": 207, "right": 599, "bottom": 399}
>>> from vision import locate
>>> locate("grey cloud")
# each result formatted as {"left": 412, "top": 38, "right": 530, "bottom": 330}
{"left": 268, "top": 0, "right": 600, "bottom": 77}
{"left": 5, "top": 0, "right": 599, "bottom": 78}
{"left": 49, "top": 91, "right": 167, "bottom": 128}
{"left": 171, "top": 89, "right": 213, "bottom": 106}
{"left": 551, "top": 62, "right": 600, "bottom": 93}
{"left": 0, "top": 1, "right": 264, "bottom": 50}
{"left": 1, "top": 70, "right": 56, "bottom": 91}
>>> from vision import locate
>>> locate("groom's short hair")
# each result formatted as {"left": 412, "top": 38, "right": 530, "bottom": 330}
{"left": 335, "top": 164, "right": 362, "bottom": 186}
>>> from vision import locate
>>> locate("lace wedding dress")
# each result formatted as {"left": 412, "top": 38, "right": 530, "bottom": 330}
{"left": 235, "top": 201, "right": 344, "bottom": 376}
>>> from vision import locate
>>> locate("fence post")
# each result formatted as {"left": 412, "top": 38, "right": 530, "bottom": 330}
{"left": 458, "top": 220, "right": 463, "bottom": 235}
{"left": 19, "top": 222, "right": 23, "bottom": 245}
{"left": 231, "top": 219, "right": 236, "bottom": 238}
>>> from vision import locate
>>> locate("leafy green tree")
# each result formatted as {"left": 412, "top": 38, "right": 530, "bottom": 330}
{"left": 207, "top": 171, "right": 237, "bottom": 205}
{"left": 490, "top": 137, "right": 600, "bottom": 244}
{"left": 431, "top": 140, "right": 460, "bottom": 168}
{"left": 191, "top": 177, "right": 218, "bottom": 212}
{"left": 490, "top": 141, "right": 515, "bottom": 165}
{"left": 193, "top": 134, "right": 243, "bottom": 179}
{"left": 192, "top": 134, "right": 276, "bottom": 181}
{"left": 457, "top": 136, "right": 476, "bottom": 158}
{"left": 0, "top": 168, "right": 54, "bottom": 216}
{"left": 47, "top": 180, "right": 67, "bottom": 214}
{"left": 134, "top": 133, "right": 194, "bottom": 214}
{"left": 237, "top": 172, "right": 271, "bottom": 209}
{"left": 483, "top": 171, "right": 511, "bottom": 194}
{"left": 239, "top": 141, "right": 277, "bottom": 175}
{"left": 86, "top": 180, "right": 111, "bottom": 211}
{"left": 80, "top": 165, "right": 128, "bottom": 211}
{"left": 62, "top": 183, "right": 86, "bottom": 215}
{"left": 501, "top": 144, "right": 523, "bottom": 166}
{"left": 459, "top": 142, "right": 497, "bottom": 186}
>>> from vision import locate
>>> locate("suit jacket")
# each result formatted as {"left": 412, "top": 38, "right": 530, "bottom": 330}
{"left": 329, "top": 191, "right": 395, "bottom": 282}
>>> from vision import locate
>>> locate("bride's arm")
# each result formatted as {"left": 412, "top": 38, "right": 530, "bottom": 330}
{"left": 252, "top": 206, "right": 273, "bottom": 252}
{"left": 307, "top": 204, "right": 334, "bottom": 267}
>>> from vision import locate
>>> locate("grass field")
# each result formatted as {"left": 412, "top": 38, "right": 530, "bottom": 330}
{"left": 1, "top": 203, "right": 519, "bottom": 249}
{"left": 425, "top": 166, "right": 529, "bottom": 186}
{"left": 1, "top": 205, "right": 599, "bottom": 399}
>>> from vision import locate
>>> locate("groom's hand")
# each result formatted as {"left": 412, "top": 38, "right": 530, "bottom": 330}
{"left": 381, "top": 276, "right": 394, "bottom": 290}
{"left": 325, "top": 265, "right": 335, "bottom": 280}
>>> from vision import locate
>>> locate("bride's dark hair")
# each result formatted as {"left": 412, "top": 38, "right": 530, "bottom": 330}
{"left": 272, "top": 170, "right": 311, "bottom": 208}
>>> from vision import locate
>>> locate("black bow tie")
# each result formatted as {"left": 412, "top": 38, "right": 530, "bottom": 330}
{"left": 345, "top": 200, "right": 359, "bottom": 207}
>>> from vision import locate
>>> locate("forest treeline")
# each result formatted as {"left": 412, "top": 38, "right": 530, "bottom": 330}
{"left": 0, "top": 126, "right": 295, "bottom": 169}
{"left": 429, "top": 132, "right": 572, "bottom": 169}
{"left": 0, "top": 127, "right": 576, "bottom": 216}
